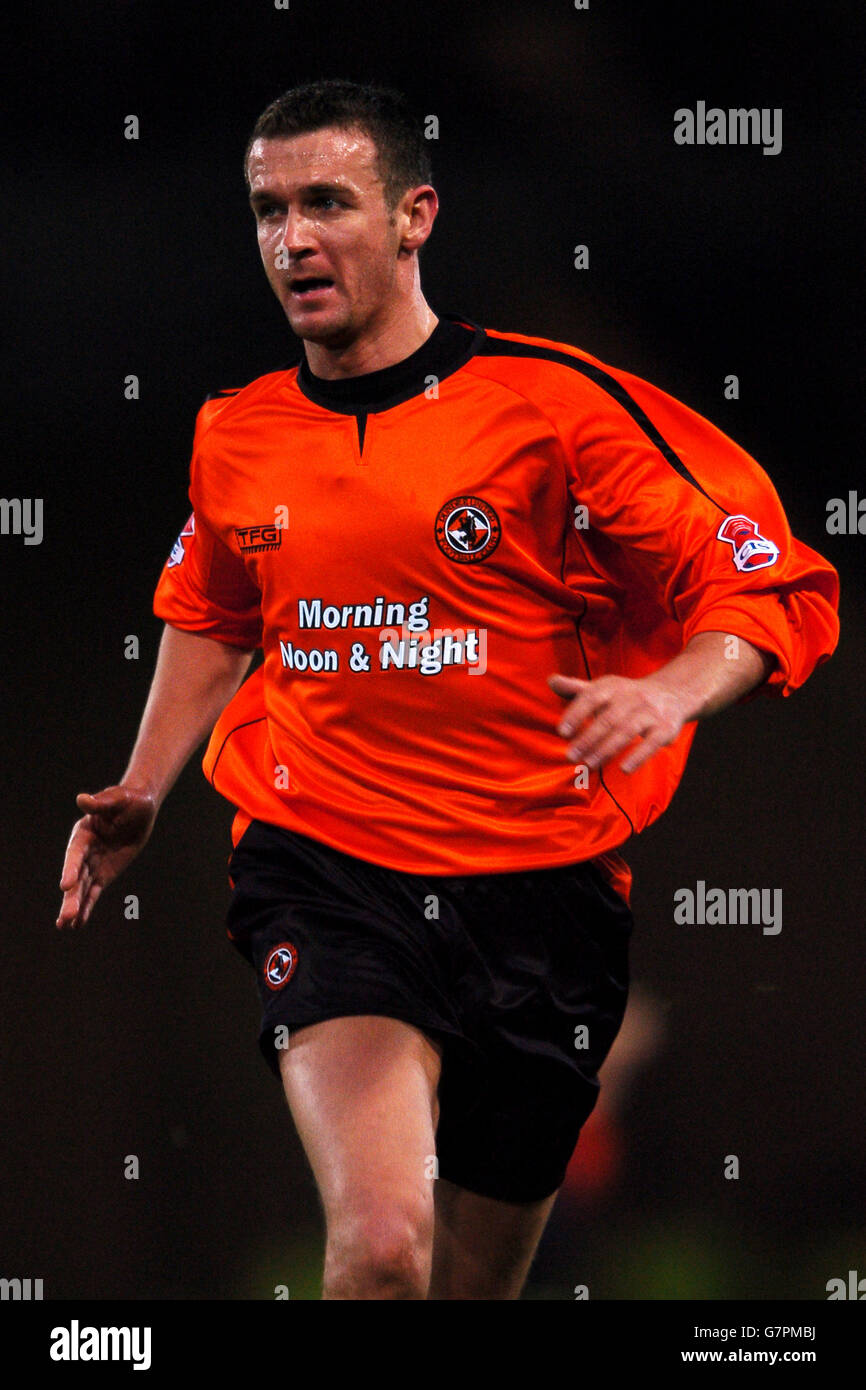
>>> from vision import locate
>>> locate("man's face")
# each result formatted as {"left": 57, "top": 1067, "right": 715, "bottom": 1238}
{"left": 246, "top": 126, "right": 410, "bottom": 348}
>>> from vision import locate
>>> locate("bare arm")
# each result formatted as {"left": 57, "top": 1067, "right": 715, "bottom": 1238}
{"left": 120, "top": 623, "right": 256, "bottom": 808}
{"left": 548, "top": 630, "right": 775, "bottom": 774}
{"left": 57, "top": 625, "right": 255, "bottom": 928}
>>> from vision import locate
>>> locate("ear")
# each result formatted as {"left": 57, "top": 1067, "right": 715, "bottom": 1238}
{"left": 398, "top": 185, "right": 438, "bottom": 253}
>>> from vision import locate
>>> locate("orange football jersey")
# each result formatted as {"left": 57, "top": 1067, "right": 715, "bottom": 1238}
{"left": 153, "top": 314, "right": 839, "bottom": 898}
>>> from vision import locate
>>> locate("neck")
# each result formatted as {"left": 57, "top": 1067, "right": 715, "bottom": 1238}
{"left": 302, "top": 295, "right": 439, "bottom": 379}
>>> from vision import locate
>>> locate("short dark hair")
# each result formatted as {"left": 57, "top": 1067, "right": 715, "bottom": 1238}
{"left": 244, "top": 79, "right": 433, "bottom": 211}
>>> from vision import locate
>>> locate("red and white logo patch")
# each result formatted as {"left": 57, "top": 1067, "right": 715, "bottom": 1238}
{"left": 263, "top": 942, "right": 298, "bottom": 992}
{"left": 167, "top": 513, "right": 195, "bottom": 568}
{"left": 716, "top": 514, "right": 779, "bottom": 572}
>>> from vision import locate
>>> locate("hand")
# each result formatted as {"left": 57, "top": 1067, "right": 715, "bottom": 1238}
{"left": 56, "top": 785, "right": 158, "bottom": 929}
{"left": 547, "top": 672, "right": 689, "bottom": 775}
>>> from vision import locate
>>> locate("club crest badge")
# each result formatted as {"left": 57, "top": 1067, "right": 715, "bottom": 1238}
{"left": 435, "top": 495, "right": 501, "bottom": 565}
{"left": 717, "top": 514, "right": 780, "bottom": 572}
{"left": 263, "top": 942, "right": 298, "bottom": 992}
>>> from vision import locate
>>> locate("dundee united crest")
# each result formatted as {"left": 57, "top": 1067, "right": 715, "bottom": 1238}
{"left": 435, "top": 495, "right": 501, "bottom": 564}
{"left": 263, "top": 942, "right": 298, "bottom": 992}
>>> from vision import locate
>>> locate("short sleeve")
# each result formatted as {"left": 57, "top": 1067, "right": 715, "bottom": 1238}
{"left": 152, "top": 401, "right": 263, "bottom": 650}
{"left": 153, "top": 509, "right": 263, "bottom": 650}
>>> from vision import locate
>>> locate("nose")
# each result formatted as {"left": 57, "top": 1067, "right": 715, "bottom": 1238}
{"left": 276, "top": 206, "right": 317, "bottom": 257}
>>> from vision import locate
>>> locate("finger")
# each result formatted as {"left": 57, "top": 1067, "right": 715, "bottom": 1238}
{"left": 547, "top": 673, "right": 587, "bottom": 689}
{"left": 558, "top": 692, "right": 614, "bottom": 745}
{"left": 80, "top": 881, "right": 104, "bottom": 926}
{"left": 59, "top": 857, "right": 83, "bottom": 892}
{"left": 60, "top": 875, "right": 94, "bottom": 930}
{"left": 619, "top": 730, "right": 668, "bottom": 775}
{"left": 571, "top": 723, "right": 644, "bottom": 770}
{"left": 56, "top": 893, "right": 79, "bottom": 929}
{"left": 79, "top": 859, "right": 98, "bottom": 906}
{"left": 570, "top": 702, "right": 656, "bottom": 763}
{"left": 76, "top": 791, "right": 123, "bottom": 818}
{"left": 58, "top": 847, "right": 89, "bottom": 923}
{"left": 59, "top": 830, "right": 92, "bottom": 890}
{"left": 565, "top": 710, "right": 628, "bottom": 764}
{"left": 58, "top": 897, "right": 80, "bottom": 929}
{"left": 76, "top": 785, "right": 135, "bottom": 818}
{"left": 547, "top": 673, "right": 589, "bottom": 702}
{"left": 57, "top": 877, "right": 86, "bottom": 928}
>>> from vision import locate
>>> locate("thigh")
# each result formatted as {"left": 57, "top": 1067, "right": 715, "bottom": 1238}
{"left": 277, "top": 1014, "right": 442, "bottom": 1225}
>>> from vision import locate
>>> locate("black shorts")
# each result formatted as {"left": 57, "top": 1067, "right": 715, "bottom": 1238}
{"left": 225, "top": 819, "right": 633, "bottom": 1203}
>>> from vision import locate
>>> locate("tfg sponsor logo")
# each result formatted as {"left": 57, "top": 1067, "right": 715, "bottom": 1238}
{"left": 235, "top": 523, "right": 283, "bottom": 554}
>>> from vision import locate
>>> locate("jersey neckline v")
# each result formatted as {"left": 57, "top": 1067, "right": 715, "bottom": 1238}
{"left": 293, "top": 312, "right": 485, "bottom": 415}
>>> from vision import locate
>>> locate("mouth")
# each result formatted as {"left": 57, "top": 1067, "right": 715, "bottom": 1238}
{"left": 288, "top": 276, "right": 336, "bottom": 301}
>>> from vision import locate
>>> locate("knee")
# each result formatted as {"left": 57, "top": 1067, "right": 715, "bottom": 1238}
{"left": 324, "top": 1200, "right": 433, "bottom": 1300}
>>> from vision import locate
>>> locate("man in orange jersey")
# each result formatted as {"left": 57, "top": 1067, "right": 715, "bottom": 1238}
{"left": 57, "top": 79, "right": 839, "bottom": 1299}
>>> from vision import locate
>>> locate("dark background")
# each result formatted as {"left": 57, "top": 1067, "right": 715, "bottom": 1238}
{"left": 1, "top": 0, "right": 863, "bottom": 1299}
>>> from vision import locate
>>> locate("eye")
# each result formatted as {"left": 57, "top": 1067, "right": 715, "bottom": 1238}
{"left": 312, "top": 196, "right": 338, "bottom": 210}
{"left": 255, "top": 202, "right": 281, "bottom": 220}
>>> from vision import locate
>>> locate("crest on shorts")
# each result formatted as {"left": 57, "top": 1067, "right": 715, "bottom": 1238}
{"left": 264, "top": 942, "right": 298, "bottom": 991}
{"left": 716, "top": 514, "right": 780, "bottom": 572}
{"left": 435, "top": 495, "right": 501, "bottom": 564}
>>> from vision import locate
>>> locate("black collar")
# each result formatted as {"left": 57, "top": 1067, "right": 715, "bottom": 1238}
{"left": 294, "top": 313, "right": 486, "bottom": 414}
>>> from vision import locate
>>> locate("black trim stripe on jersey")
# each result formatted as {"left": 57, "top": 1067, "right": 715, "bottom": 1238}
{"left": 566, "top": 592, "right": 636, "bottom": 844}
{"left": 205, "top": 358, "right": 303, "bottom": 405}
{"left": 477, "top": 333, "right": 727, "bottom": 514}
{"left": 208, "top": 716, "right": 267, "bottom": 786}
{"left": 205, "top": 388, "right": 242, "bottom": 402}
